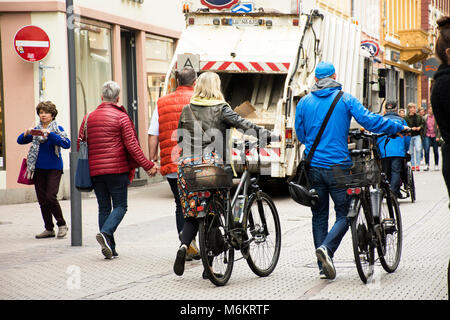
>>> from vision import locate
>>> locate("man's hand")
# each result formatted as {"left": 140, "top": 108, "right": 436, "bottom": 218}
{"left": 396, "top": 126, "right": 411, "bottom": 138}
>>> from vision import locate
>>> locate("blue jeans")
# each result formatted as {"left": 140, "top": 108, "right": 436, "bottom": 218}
{"left": 381, "top": 157, "right": 403, "bottom": 196}
{"left": 308, "top": 166, "right": 350, "bottom": 269}
{"left": 92, "top": 173, "right": 129, "bottom": 249}
{"left": 423, "top": 136, "right": 439, "bottom": 166}
{"left": 409, "top": 135, "right": 423, "bottom": 166}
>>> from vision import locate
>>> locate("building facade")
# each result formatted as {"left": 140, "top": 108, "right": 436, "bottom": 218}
{"left": 0, "top": 0, "right": 184, "bottom": 204}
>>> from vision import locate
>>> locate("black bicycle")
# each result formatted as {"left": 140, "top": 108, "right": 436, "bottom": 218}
{"left": 188, "top": 140, "right": 281, "bottom": 286}
{"left": 333, "top": 129, "right": 409, "bottom": 284}
{"left": 400, "top": 157, "right": 416, "bottom": 202}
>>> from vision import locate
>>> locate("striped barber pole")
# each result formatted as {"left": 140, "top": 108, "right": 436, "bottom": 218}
{"left": 201, "top": 61, "right": 290, "bottom": 73}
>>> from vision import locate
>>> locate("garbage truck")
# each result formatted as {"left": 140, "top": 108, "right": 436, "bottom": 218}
{"left": 164, "top": 0, "right": 366, "bottom": 179}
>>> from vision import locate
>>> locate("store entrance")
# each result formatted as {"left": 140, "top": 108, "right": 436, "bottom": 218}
{"left": 121, "top": 30, "right": 140, "bottom": 179}
{"left": 121, "top": 30, "right": 138, "bottom": 129}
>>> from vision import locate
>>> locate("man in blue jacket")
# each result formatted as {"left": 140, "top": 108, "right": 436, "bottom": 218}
{"left": 377, "top": 101, "right": 411, "bottom": 199}
{"left": 295, "top": 61, "right": 408, "bottom": 280}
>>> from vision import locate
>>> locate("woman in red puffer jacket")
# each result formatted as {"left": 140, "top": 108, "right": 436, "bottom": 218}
{"left": 77, "top": 81, "right": 158, "bottom": 259}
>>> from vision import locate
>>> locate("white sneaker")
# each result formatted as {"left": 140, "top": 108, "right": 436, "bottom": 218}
{"left": 315, "top": 246, "right": 336, "bottom": 280}
{"left": 57, "top": 225, "right": 68, "bottom": 238}
{"left": 435, "top": 165, "right": 439, "bottom": 171}
{"left": 424, "top": 165, "right": 429, "bottom": 171}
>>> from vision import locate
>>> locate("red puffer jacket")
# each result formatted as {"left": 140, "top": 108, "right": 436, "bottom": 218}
{"left": 77, "top": 102, "right": 154, "bottom": 179}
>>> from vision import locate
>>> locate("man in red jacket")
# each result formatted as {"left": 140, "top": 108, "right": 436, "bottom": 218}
{"left": 78, "top": 81, "right": 158, "bottom": 259}
{"left": 148, "top": 67, "right": 200, "bottom": 260}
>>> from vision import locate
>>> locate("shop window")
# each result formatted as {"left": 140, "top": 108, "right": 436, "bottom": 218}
{"left": 74, "top": 20, "right": 112, "bottom": 127}
{"left": 145, "top": 35, "right": 174, "bottom": 121}
{"left": 0, "top": 37, "right": 4, "bottom": 170}
{"left": 405, "top": 71, "right": 418, "bottom": 105}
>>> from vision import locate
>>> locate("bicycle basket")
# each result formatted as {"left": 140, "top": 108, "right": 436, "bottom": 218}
{"left": 182, "top": 164, "right": 233, "bottom": 192}
{"left": 331, "top": 158, "right": 381, "bottom": 188}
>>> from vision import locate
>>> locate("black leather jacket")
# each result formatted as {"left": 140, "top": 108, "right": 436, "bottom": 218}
{"left": 177, "top": 102, "right": 270, "bottom": 162}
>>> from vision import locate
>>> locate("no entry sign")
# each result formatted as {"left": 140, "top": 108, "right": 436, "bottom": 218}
{"left": 14, "top": 25, "right": 50, "bottom": 62}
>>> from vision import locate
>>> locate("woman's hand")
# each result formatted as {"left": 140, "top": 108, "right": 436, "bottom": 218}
{"left": 24, "top": 128, "right": 34, "bottom": 136}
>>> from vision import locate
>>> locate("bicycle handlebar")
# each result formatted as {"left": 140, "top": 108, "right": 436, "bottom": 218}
{"left": 349, "top": 127, "right": 411, "bottom": 140}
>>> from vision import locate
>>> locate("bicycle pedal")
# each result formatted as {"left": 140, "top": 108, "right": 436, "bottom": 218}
{"left": 382, "top": 218, "right": 396, "bottom": 234}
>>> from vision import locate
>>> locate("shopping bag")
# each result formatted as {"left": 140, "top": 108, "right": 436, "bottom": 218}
{"left": 17, "top": 158, "right": 34, "bottom": 185}
{"left": 75, "top": 140, "right": 93, "bottom": 192}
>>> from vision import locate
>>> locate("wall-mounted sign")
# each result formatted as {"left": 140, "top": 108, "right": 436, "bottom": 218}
{"left": 423, "top": 57, "right": 440, "bottom": 78}
{"left": 201, "top": 0, "right": 240, "bottom": 10}
{"left": 14, "top": 25, "right": 50, "bottom": 62}
{"left": 391, "top": 50, "right": 400, "bottom": 62}
{"left": 360, "top": 40, "right": 380, "bottom": 57}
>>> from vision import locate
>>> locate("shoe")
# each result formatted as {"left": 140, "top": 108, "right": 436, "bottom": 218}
{"left": 435, "top": 165, "right": 439, "bottom": 171}
{"left": 112, "top": 248, "right": 118, "bottom": 258}
{"left": 187, "top": 240, "right": 201, "bottom": 260}
{"left": 35, "top": 229, "right": 55, "bottom": 239}
{"left": 96, "top": 232, "right": 113, "bottom": 259}
{"left": 319, "top": 270, "right": 327, "bottom": 279}
{"left": 416, "top": 166, "right": 420, "bottom": 171}
{"left": 424, "top": 165, "right": 429, "bottom": 171}
{"left": 174, "top": 245, "right": 187, "bottom": 276}
{"left": 411, "top": 166, "right": 415, "bottom": 171}
{"left": 396, "top": 192, "right": 405, "bottom": 199}
{"left": 315, "top": 246, "right": 336, "bottom": 280}
{"left": 57, "top": 225, "right": 68, "bottom": 238}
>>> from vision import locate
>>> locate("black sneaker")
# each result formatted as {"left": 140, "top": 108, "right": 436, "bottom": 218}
{"left": 315, "top": 246, "right": 336, "bottom": 280}
{"left": 96, "top": 232, "right": 113, "bottom": 259}
{"left": 174, "top": 245, "right": 187, "bottom": 276}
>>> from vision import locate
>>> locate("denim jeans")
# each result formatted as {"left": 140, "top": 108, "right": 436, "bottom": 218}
{"left": 92, "top": 173, "right": 129, "bottom": 249}
{"left": 409, "top": 135, "right": 423, "bottom": 166}
{"left": 381, "top": 157, "right": 404, "bottom": 196}
{"left": 423, "top": 136, "right": 439, "bottom": 166}
{"left": 308, "top": 166, "right": 350, "bottom": 269}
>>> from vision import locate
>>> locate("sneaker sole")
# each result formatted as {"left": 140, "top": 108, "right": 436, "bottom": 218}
{"left": 35, "top": 234, "right": 55, "bottom": 239}
{"left": 96, "top": 233, "right": 113, "bottom": 259}
{"left": 174, "top": 248, "right": 186, "bottom": 276}
{"left": 316, "top": 248, "right": 336, "bottom": 280}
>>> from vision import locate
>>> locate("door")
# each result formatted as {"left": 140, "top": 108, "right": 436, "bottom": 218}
{"left": 121, "top": 30, "right": 138, "bottom": 129}
{"left": 121, "top": 30, "right": 139, "bottom": 179}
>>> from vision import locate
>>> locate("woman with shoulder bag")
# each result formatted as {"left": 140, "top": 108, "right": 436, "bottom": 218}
{"left": 17, "top": 101, "right": 71, "bottom": 239}
{"left": 173, "top": 71, "right": 276, "bottom": 277}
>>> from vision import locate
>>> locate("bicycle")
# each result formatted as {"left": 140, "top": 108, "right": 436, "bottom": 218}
{"left": 400, "top": 155, "right": 416, "bottom": 202}
{"left": 332, "top": 128, "right": 409, "bottom": 284}
{"left": 187, "top": 139, "right": 281, "bottom": 286}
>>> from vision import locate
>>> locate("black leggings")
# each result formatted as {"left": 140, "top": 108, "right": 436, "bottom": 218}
{"left": 180, "top": 217, "right": 198, "bottom": 247}
{"left": 442, "top": 143, "right": 450, "bottom": 202}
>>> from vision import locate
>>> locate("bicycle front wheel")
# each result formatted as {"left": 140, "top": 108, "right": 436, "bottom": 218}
{"left": 377, "top": 189, "right": 402, "bottom": 273}
{"left": 350, "top": 197, "right": 375, "bottom": 284}
{"left": 408, "top": 166, "right": 416, "bottom": 203}
{"left": 244, "top": 192, "right": 281, "bottom": 277}
{"left": 198, "top": 198, "right": 234, "bottom": 286}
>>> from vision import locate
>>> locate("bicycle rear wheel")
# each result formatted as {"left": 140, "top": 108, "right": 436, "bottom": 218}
{"left": 198, "top": 198, "right": 234, "bottom": 286}
{"left": 350, "top": 197, "right": 375, "bottom": 284}
{"left": 244, "top": 192, "right": 281, "bottom": 277}
{"left": 377, "top": 188, "right": 402, "bottom": 273}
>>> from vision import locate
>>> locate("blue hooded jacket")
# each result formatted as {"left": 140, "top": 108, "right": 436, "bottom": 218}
{"left": 376, "top": 112, "right": 410, "bottom": 158}
{"left": 295, "top": 79, "right": 405, "bottom": 168}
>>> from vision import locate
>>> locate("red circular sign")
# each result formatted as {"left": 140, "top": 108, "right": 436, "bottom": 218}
{"left": 14, "top": 25, "right": 50, "bottom": 62}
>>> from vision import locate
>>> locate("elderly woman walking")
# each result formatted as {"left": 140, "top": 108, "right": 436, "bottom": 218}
{"left": 78, "top": 81, "right": 158, "bottom": 259}
{"left": 17, "top": 101, "right": 71, "bottom": 239}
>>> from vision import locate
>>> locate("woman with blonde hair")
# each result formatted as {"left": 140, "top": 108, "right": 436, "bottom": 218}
{"left": 173, "top": 71, "right": 275, "bottom": 276}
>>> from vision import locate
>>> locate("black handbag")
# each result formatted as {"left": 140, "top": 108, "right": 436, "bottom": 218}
{"left": 288, "top": 91, "right": 343, "bottom": 207}
{"left": 75, "top": 113, "right": 93, "bottom": 192}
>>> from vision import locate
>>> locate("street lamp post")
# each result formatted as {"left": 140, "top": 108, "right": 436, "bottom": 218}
{"left": 66, "top": 0, "right": 82, "bottom": 246}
